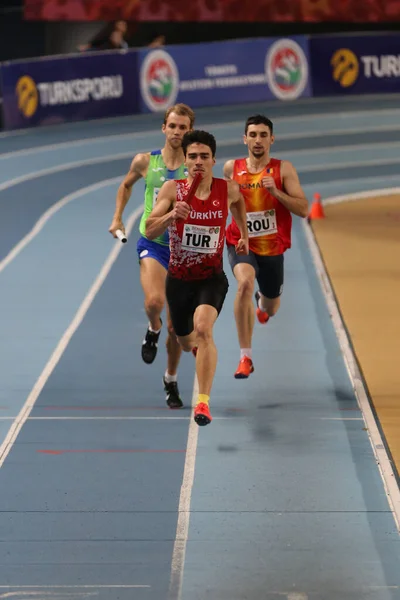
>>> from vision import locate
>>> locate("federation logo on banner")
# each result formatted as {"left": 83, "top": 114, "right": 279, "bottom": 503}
{"left": 16, "top": 75, "right": 39, "bottom": 117}
{"left": 265, "top": 39, "right": 308, "bottom": 100}
{"left": 140, "top": 49, "right": 179, "bottom": 112}
{"left": 331, "top": 49, "right": 359, "bottom": 87}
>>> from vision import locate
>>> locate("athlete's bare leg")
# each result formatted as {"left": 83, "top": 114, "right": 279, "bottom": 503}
{"left": 166, "top": 304, "right": 182, "bottom": 377}
{"left": 139, "top": 257, "right": 166, "bottom": 331}
{"left": 140, "top": 257, "right": 183, "bottom": 406}
{"left": 178, "top": 304, "right": 218, "bottom": 426}
{"left": 232, "top": 263, "right": 256, "bottom": 350}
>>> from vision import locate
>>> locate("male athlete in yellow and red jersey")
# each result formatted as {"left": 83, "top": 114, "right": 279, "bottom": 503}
{"left": 225, "top": 115, "right": 309, "bottom": 379}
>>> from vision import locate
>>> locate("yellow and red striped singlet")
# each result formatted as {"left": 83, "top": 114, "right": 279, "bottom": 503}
{"left": 225, "top": 157, "right": 292, "bottom": 256}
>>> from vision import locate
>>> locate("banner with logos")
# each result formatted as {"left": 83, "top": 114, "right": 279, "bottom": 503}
{"left": 138, "top": 37, "right": 311, "bottom": 113}
{"left": 0, "top": 50, "right": 139, "bottom": 130}
{"left": 24, "top": 0, "right": 400, "bottom": 21}
{"left": 310, "top": 34, "right": 400, "bottom": 96}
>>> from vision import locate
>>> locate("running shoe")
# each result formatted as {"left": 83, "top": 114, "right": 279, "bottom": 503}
{"left": 234, "top": 356, "right": 254, "bottom": 379}
{"left": 163, "top": 377, "right": 183, "bottom": 409}
{"left": 255, "top": 291, "right": 270, "bottom": 325}
{"left": 194, "top": 402, "right": 212, "bottom": 426}
{"left": 141, "top": 319, "right": 162, "bottom": 364}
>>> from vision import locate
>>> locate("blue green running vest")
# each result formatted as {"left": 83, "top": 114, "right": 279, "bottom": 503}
{"left": 139, "top": 150, "right": 188, "bottom": 246}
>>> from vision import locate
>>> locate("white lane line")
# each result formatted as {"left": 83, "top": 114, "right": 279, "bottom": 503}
{"left": 0, "top": 152, "right": 132, "bottom": 193}
{"left": 168, "top": 376, "right": 199, "bottom": 600}
{"left": 278, "top": 138, "right": 400, "bottom": 158}
{"left": 299, "top": 155, "right": 400, "bottom": 173}
{"left": 0, "top": 176, "right": 122, "bottom": 276}
{"left": 0, "top": 132, "right": 160, "bottom": 160}
{"left": 0, "top": 205, "right": 143, "bottom": 469}
{"left": 302, "top": 191, "right": 400, "bottom": 532}
{"left": 321, "top": 186, "right": 400, "bottom": 206}
{"left": 287, "top": 594, "right": 309, "bottom": 600}
{"left": 316, "top": 417, "right": 363, "bottom": 421}
{"left": 0, "top": 585, "right": 150, "bottom": 589}
{"left": 27, "top": 416, "right": 234, "bottom": 420}
{"left": 3, "top": 120, "right": 400, "bottom": 164}
{"left": 2, "top": 103, "right": 400, "bottom": 155}
{"left": 2, "top": 147, "right": 400, "bottom": 200}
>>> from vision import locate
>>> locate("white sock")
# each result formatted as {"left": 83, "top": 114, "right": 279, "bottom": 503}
{"left": 257, "top": 294, "right": 267, "bottom": 313}
{"left": 149, "top": 322, "right": 162, "bottom": 334}
{"left": 240, "top": 348, "right": 252, "bottom": 360}
{"left": 164, "top": 371, "right": 177, "bottom": 383}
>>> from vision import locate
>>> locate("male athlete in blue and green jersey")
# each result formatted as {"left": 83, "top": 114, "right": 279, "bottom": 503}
{"left": 109, "top": 103, "right": 195, "bottom": 409}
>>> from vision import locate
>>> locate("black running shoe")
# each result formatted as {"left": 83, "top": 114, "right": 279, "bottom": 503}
{"left": 163, "top": 377, "right": 184, "bottom": 409}
{"left": 141, "top": 321, "right": 162, "bottom": 364}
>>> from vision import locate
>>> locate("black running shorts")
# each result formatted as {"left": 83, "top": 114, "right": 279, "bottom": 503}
{"left": 166, "top": 271, "right": 229, "bottom": 337}
{"left": 227, "top": 244, "right": 284, "bottom": 299}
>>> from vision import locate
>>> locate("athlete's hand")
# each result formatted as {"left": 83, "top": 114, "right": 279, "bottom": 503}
{"left": 235, "top": 238, "right": 249, "bottom": 255}
{"left": 262, "top": 176, "right": 277, "bottom": 195}
{"left": 171, "top": 201, "right": 191, "bottom": 222}
{"left": 109, "top": 218, "right": 125, "bottom": 238}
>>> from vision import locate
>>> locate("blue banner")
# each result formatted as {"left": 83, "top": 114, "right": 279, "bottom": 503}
{"left": 138, "top": 37, "right": 311, "bottom": 113}
{"left": 0, "top": 50, "right": 139, "bottom": 130}
{"left": 310, "top": 34, "right": 400, "bottom": 96}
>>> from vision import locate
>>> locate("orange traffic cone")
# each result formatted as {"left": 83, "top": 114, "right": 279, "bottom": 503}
{"left": 308, "top": 192, "right": 325, "bottom": 221}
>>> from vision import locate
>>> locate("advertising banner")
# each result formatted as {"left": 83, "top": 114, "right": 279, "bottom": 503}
{"left": 310, "top": 34, "right": 400, "bottom": 96}
{"left": 138, "top": 37, "right": 311, "bottom": 113}
{"left": 24, "top": 0, "right": 400, "bottom": 22}
{"left": 0, "top": 50, "right": 139, "bottom": 130}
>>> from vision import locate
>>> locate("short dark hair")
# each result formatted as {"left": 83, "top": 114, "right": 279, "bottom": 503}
{"left": 182, "top": 130, "right": 216, "bottom": 157}
{"left": 245, "top": 115, "right": 273, "bottom": 135}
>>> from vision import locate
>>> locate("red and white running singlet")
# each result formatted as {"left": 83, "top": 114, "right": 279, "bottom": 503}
{"left": 225, "top": 157, "right": 292, "bottom": 256}
{"left": 168, "top": 178, "right": 229, "bottom": 280}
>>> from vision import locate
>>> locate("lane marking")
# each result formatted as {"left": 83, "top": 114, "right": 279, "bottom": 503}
{"left": 0, "top": 153, "right": 132, "bottom": 193}
{"left": 37, "top": 449, "right": 185, "bottom": 454}
{"left": 0, "top": 205, "right": 143, "bottom": 469}
{"left": 321, "top": 186, "right": 400, "bottom": 207}
{"left": 0, "top": 177, "right": 122, "bottom": 275}
{"left": 303, "top": 190, "right": 400, "bottom": 532}
{"left": 2, "top": 102, "right": 400, "bottom": 155}
{"left": 168, "top": 376, "right": 199, "bottom": 600}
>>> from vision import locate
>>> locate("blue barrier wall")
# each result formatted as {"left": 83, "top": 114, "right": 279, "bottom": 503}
{"left": 310, "top": 33, "right": 400, "bottom": 96}
{"left": 0, "top": 35, "right": 311, "bottom": 130}
{"left": 138, "top": 37, "right": 311, "bottom": 113}
{"left": 0, "top": 49, "right": 139, "bottom": 130}
{"left": 2, "top": 32, "right": 400, "bottom": 130}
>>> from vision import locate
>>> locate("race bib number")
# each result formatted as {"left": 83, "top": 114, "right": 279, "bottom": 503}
{"left": 152, "top": 187, "right": 160, "bottom": 207}
{"left": 247, "top": 210, "right": 277, "bottom": 238}
{"left": 181, "top": 224, "right": 220, "bottom": 254}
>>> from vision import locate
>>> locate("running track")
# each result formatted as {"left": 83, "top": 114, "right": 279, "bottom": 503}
{"left": 1, "top": 96, "right": 400, "bottom": 600}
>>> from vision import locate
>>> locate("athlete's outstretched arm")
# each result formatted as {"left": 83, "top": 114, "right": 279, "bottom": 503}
{"left": 145, "top": 181, "right": 191, "bottom": 240}
{"left": 262, "top": 160, "right": 308, "bottom": 218}
{"left": 227, "top": 180, "right": 249, "bottom": 255}
{"left": 109, "top": 153, "right": 149, "bottom": 237}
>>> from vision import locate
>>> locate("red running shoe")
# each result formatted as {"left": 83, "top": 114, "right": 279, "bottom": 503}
{"left": 255, "top": 291, "right": 270, "bottom": 325}
{"left": 194, "top": 402, "right": 212, "bottom": 426}
{"left": 234, "top": 356, "right": 254, "bottom": 379}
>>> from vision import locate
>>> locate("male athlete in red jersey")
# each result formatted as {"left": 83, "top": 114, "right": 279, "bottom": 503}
{"left": 225, "top": 115, "right": 308, "bottom": 379}
{"left": 146, "top": 130, "right": 248, "bottom": 426}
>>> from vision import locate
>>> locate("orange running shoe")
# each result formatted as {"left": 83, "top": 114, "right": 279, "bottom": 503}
{"left": 194, "top": 402, "right": 212, "bottom": 426}
{"left": 255, "top": 291, "right": 270, "bottom": 325}
{"left": 234, "top": 356, "right": 254, "bottom": 379}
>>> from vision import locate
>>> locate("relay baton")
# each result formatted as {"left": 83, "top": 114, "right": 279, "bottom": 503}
{"left": 184, "top": 172, "right": 202, "bottom": 206}
{"left": 116, "top": 229, "right": 127, "bottom": 243}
